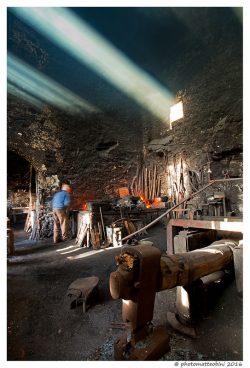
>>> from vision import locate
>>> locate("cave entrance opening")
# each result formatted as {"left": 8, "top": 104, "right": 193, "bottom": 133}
{"left": 7, "top": 151, "right": 37, "bottom": 243}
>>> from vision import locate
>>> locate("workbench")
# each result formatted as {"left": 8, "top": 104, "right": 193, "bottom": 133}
{"left": 166, "top": 217, "right": 243, "bottom": 254}
{"left": 11, "top": 207, "right": 29, "bottom": 224}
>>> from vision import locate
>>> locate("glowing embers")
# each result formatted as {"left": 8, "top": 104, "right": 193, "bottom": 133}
{"left": 139, "top": 194, "right": 151, "bottom": 209}
{"left": 82, "top": 202, "right": 87, "bottom": 211}
{"left": 11, "top": 7, "right": 173, "bottom": 123}
{"left": 7, "top": 53, "right": 98, "bottom": 114}
{"left": 170, "top": 101, "right": 184, "bottom": 129}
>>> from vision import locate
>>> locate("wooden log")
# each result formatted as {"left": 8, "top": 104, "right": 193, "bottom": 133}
{"left": 160, "top": 239, "right": 237, "bottom": 290}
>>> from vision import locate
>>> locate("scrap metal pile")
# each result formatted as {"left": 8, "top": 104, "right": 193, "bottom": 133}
{"left": 112, "top": 196, "right": 147, "bottom": 210}
{"left": 25, "top": 207, "right": 76, "bottom": 241}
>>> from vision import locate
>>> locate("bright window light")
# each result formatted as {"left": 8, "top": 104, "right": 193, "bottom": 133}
{"left": 170, "top": 101, "right": 183, "bottom": 129}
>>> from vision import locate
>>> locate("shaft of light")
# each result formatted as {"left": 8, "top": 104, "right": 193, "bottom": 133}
{"left": 11, "top": 7, "right": 173, "bottom": 123}
{"left": 7, "top": 52, "right": 99, "bottom": 114}
{"left": 8, "top": 81, "right": 44, "bottom": 109}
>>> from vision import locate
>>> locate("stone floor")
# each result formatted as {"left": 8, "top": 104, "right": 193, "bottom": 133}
{"left": 7, "top": 222, "right": 243, "bottom": 361}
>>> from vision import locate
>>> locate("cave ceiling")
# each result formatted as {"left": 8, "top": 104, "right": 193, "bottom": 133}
{"left": 7, "top": 7, "right": 242, "bottom": 127}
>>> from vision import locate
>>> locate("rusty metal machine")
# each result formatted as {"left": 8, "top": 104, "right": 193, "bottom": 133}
{"left": 109, "top": 239, "right": 237, "bottom": 360}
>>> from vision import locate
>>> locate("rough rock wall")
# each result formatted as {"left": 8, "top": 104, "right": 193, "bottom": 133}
{"left": 7, "top": 98, "right": 144, "bottom": 208}
{"left": 143, "top": 9, "right": 243, "bottom": 214}
{"left": 7, "top": 8, "right": 242, "bottom": 213}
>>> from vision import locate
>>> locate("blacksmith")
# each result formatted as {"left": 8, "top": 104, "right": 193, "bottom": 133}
{"left": 52, "top": 183, "right": 71, "bottom": 244}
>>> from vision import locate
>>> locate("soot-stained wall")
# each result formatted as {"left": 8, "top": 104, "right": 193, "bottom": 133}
{"left": 7, "top": 98, "right": 144, "bottom": 208}
{"left": 7, "top": 8, "right": 242, "bottom": 212}
{"left": 143, "top": 8, "right": 243, "bottom": 214}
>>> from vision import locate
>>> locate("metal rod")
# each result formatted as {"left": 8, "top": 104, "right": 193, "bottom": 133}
{"left": 211, "top": 177, "right": 242, "bottom": 182}
{"left": 121, "top": 177, "right": 242, "bottom": 242}
{"left": 122, "top": 180, "right": 216, "bottom": 242}
{"left": 99, "top": 207, "right": 106, "bottom": 241}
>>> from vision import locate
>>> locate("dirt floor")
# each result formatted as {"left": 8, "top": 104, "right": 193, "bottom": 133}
{"left": 7, "top": 222, "right": 243, "bottom": 361}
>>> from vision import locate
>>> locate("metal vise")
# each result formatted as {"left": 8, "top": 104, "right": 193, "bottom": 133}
{"left": 110, "top": 239, "right": 237, "bottom": 360}
{"left": 110, "top": 243, "right": 170, "bottom": 360}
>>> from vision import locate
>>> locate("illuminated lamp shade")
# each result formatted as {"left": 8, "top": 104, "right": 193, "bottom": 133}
{"left": 169, "top": 101, "right": 184, "bottom": 129}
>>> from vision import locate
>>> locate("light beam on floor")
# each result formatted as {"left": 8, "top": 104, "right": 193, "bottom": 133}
{"left": 56, "top": 245, "right": 76, "bottom": 252}
{"left": 67, "top": 249, "right": 105, "bottom": 260}
{"left": 60, "top": 248, "right": 84, "bottom": 255}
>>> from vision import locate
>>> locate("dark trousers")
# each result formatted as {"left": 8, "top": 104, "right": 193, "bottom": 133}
{"left": 53, "top": 208, "right": 68, "bottom": 243}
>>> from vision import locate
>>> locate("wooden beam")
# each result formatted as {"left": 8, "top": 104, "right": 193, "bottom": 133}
{"left": 160, "top": 239, "right": 237, "bottom": 289}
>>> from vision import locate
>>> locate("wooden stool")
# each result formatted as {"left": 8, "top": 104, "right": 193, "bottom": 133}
{"left": 66, "top": 276, "right": 99, "bottom": 313}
